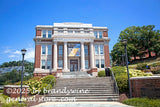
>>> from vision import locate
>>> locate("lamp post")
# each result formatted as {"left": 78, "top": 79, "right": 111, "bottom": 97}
{"left": 121, "top": 39, "right": 132, "bottom": 98}
{"left": 19, "top": 49, "right": 27, "bottom": 103}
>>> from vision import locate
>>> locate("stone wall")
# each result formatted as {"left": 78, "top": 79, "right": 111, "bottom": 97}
{"left": 130, "top": 76, "right": 160, "bottom": 98}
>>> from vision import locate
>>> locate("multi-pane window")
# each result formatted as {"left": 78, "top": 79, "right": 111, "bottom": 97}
{"left": 42, "top": 45, "right": 46, "bottom": 55}
{"left": 68, "top": 31, "right": 73, "bottom": 33}
{"left": 85, "top": 60, "right": 89, "bottom": 69}
{"left": 42, "top": 30, "right": 52, "bottom": 38}
{"left": 75, "top": 31, "right": 80, "bottom": 33}
{"left": 99, "top": 31, "right": 103, "bottom": 39}
{"left": 94, "top": 31, "right": 98, "bottom": 38}
{"left": 58, "top": 60, "right": 63, "bottom": 68}
{"left": 42, "top": 30, "right": 46, "bottom": 38}
{"left": 94, "top": 31, "right": 103, "bottom": 39}
{"left": 41, "top": 60, "right": 45, "bottom": 69}
{"left": 84, "top": 45, "right": 88, "bottom": 56}
{"left": 58, "top": 45, "right": 63, "bottom": 56}
{"left": 58, "top": 30, "right": 63, "bottom": 33}
{"left": 100, "top": 45, "right": 104, "bottom": 54}
{"left": 84, "top": 31, "right": 90, "bottom": 33}
{"left": 101, "top": 59, "right": 104, "bottom": 68}
{"left": 48, "top": 45, "right": 52, "bottom": 55}
{"left": 96, "top": 60, "right": 99, "bottom": 68}
{"left": 95, "top": 45, "right": 98, "bottom": 55}
{"left": 48, "top": 30, "right": 52, "bottom": 38}
{"left": 47, "top": 60, "right": 51, "bottom": 69}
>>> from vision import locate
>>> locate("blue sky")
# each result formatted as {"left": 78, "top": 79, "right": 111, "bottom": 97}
{"left": 0, "top": 0, "right": 160, "bottom": 64}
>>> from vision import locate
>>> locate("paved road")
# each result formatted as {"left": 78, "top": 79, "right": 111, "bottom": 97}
{"left": 33, "top": 102, "right": 132, "bottom": 107}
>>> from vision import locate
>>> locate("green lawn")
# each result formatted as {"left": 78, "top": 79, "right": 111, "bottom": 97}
{"left": 123, "top": 98, "right": 160, "bottom": 107}
{"left": 128, "top": 57, "right": 160, "bottom": 69}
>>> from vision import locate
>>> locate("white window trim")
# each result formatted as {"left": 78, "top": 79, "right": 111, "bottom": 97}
{"left": 94, "top": 31, "right": 103, "bottom": 39}
{"left": 42, "top": 30, "right": 52, "bottom": 38}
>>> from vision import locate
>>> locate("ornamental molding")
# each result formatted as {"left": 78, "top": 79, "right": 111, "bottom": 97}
{"left": 53, "top": 38, "right": 94, "bottom": 42}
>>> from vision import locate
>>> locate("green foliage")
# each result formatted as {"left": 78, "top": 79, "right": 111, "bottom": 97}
{"left": 136, "top": 63, "right": 148, "bottom": 70}
{"left": 112, "top": 66, "right": 152, "bottom": 93}
{"left": 15, "top": 80, "right": 28, "bottom": 85}
{"left": 123, "top": 98, "right": 160, "bottom": 107}
{"left": 1, "top": 102, "right": 27, "bottom": 107}
{"left": 116, "top": 74, "right": 128, "bottom": 93}
{"left": 26, "top": 79, "right": 42, "bottom": 95}
{"left": 0, "top": 60, "right": 34, "bottom": 85}
{"left": 151, "top": 69, "right": 160, "bottom": 74}
{"left": 0, "top": 89, "right": 4, "bottom": 93}
{"left": 40, "top": 83, "right": 52, "bottom": 94}
{"left": 26, "top": 75, "right": 56, "bottom": 95}
{"left": 111, "top": 25, "right": 160, "bottom": 64}
{"left": 98, "top": 71, "right": 106, "bottom": 77}
{"left": 0, "top": 94, "right": 27, "bottom": 107}
{"left": 42, "top": 75, "right": 56, "bottom": 86}
{"left": 150, "top": 62, "right": 160, "bottom": 67}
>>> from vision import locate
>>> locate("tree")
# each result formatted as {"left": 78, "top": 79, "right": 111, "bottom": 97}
{"left": 111, "top": 25, "right": 160, "bottom": 64}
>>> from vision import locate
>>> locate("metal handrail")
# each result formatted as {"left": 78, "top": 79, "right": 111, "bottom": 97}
{"left": 110, "top": 69, "right": 119, "bottom": 95}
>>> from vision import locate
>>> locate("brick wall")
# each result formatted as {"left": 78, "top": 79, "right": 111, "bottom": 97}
{"left": 35, "top": 45, "right": 41, "bottom": 68}
{"left": 104, "top": 45, "right": 110, "bottom": 67}
{"left": 4, "top": 85, "right": 29, "bottom": 98}
{"left": 34, "top": 72, "right": 57, "bottom": 77}
{"left": 103, "top": 31, "right": 108, "bottom": 37}
{"left": 36, "top": 30, "right": 41, "bottom": 37}
{"left": 130, "top": 76, "right": 160, "bottom": 98}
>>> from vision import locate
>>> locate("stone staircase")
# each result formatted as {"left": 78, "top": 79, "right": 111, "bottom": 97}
{"left": 62, "top": 71, "right": 92, "bottom": 78}
{"left": 46, "top": 77, "right": 119, "bottom": 102}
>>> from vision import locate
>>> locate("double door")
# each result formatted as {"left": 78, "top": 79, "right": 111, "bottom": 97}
{"left": 70, "top": 60, "right": 78, "bottom": 72}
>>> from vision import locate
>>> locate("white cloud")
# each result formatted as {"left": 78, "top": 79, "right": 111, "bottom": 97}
{"left": 13, "top": 50, "right": 21, "bottom": 54}
{"left": 9, "top": 55, "right": 16, "bottom": 58}
{"left": 4, "top": 47, "right": 12, "bottom": 53}
{"left": 25, "top": 47, "right": 35, "bottom": 62}
{"left": 3, "top": 43, "right": 35, "bottom": 63}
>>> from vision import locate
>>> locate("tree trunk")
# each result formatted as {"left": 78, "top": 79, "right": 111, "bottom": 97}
{"left": 134, "top": 55, "right": 136, "bottom": 60}
{"left": 149, "top": 51, "right": 152, "bottom": 58}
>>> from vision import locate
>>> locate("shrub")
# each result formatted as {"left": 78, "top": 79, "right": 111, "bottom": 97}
{"left": 112, "top": 66, "right": 152, "bottom": 93}
{"left": 0, "top": 89, "right": 4, "bottom": 93}
{"left": 26, "top": 79, "right": 42, "bottom": 95}
{"left": 115, "top": 74, "right": 128, "bottom": 93}
{"left": 112, "top": 66, "right": 126, "bottom": 76}
{"left": 98, "top": 71, "right": 106, "bottom": 77}
{"left": 41, "top": 75, "right": 56, "bottom": 86}
{"left": 123, "top": 98, "right": 160, "bottom": 107}
{"left": 40, "top": 83, "right": 52, "bottom": 94}
{"left": 15, "top": 80, "right": 28, "bottom": 85}
{"left": 152, "top": 69, "right": 160, "bottom": 74}
{"left": 150, "top": 62, "right": 160, "bottom": 67}
{"left": 136, "top": 63, "right": 148, "bottom": 70}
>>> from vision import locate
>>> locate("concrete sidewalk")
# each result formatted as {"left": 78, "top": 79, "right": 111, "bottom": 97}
{"left": 33, "top": 102, "right": 132, "bottom": 107}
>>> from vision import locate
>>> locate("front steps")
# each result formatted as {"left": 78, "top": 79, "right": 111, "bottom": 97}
{"left": 62, "top": 71, "right": 92, "bottom": 78}
{"left": 46, "top": 77, "right": 119, "bottom": 102}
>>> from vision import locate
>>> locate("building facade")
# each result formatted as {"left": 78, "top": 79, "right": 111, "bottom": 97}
{"left": 33, "top": 22, "right": 110, "bottom": 77}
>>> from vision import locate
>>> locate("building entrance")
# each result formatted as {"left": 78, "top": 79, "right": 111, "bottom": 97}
{"left": 70, "top": 60, "right": 78, "bottom": 72}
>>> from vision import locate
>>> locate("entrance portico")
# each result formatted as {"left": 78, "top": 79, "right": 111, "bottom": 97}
{"left": 52, "top": 36, "right": 95, "bottom": 72}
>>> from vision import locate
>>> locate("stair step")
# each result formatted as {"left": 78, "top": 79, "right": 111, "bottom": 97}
{"left": 52, "top": 77, "right": 119, "bottom": 102}
{"left": 48, "top": 94, "right": 119, "bottom": 96}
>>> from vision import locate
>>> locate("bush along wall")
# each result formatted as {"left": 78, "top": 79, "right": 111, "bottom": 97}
{"left": 112, "top": 66, "right": 152, "bottom": 93}
{"left": 26, "top": 75, "right": 56, "bottom": 95}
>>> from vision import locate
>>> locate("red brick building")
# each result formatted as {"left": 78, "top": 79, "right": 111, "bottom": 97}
{"left": 33, "top": 22, "right": 110, "bottom": 77}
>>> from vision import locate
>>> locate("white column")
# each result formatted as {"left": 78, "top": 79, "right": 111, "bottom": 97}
{"left": 54, "top": 41, "right": 57, "bottom": 71}
{"left": 81, "top": 42, "right": 85, "bottom": 71}
{"left": 64, "top": 42, "right": 69, "bottom": 72}
{"left": 90, "top": 42, "right": 95, "bottom": 68}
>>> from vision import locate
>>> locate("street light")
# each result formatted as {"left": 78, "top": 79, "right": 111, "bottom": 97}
{"left": 19, "top": 49, "right": 27, "bottom": 103}
{"left": 121, "top": 39, "right": 132, "bottom": 98}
